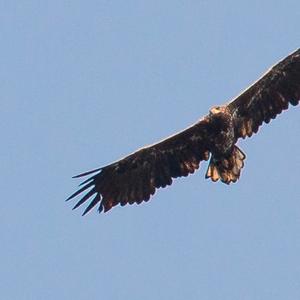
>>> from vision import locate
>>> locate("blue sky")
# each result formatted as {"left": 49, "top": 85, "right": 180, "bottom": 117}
{"left": 1, "top": 1, "right": 300, "bottom": 299}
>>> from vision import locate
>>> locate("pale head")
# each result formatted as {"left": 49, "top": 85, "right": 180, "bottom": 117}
{"left": 209, "top": 105, "right": 226, "bottom": 116}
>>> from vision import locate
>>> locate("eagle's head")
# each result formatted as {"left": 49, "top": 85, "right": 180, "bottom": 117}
{"left": 209, "top": 105, "right": 226, "bottom": 116}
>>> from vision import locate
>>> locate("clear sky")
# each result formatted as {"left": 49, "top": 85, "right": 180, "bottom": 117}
{"left": 1, "top": 1, "right": 300, "bottom": 299}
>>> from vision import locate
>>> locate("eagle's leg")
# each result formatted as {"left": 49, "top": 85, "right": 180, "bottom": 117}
{"left": 205, "top": 146, "right": 246, "bottom": 184}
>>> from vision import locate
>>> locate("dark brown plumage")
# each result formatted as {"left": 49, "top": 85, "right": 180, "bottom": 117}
{"left": 67, "top": 49, "right": 300, "bottom": 215}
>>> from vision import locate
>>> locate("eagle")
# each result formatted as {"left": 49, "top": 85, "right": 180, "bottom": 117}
{"left": 67, "top": 48, "right": 300, "bottom": 215}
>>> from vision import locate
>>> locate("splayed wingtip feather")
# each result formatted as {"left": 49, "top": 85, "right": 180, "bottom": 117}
{"left": 66, "top": 181, "right": 94, "bottom": 201}
{"left": 72, "top": 188, "right": 96, "bottom": 210}
{"left": 82, "top": 194, "right": 101, "bottom": 216}
{"left": 72, "top": 167, "right": 103, "bottom": 178}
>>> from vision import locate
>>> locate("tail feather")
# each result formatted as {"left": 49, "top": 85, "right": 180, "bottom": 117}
{"left": 205, "top": 146, "right": 246, "bottom": 184}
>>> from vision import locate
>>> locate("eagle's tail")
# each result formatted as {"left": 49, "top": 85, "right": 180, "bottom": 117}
{"left": 205, "top": 146, "right": 246, "bottom": 184}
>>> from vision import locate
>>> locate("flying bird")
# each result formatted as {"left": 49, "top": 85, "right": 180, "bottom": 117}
{"left": 67, "top": 48, "right": 300, "bottom": 215}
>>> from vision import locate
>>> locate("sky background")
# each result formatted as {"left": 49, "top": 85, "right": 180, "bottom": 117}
{"left": 1, "top": 1, "right": 300, "bottom": 299}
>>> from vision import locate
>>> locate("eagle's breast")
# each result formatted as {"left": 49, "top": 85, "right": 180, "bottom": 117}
{"left": 208, "top": 109, "right": 236, "bottom": 158}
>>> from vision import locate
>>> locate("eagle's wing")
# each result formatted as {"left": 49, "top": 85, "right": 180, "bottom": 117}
{"left": 67, "top": 118, "right": 211, "bottom": 215}
{"left": 227, "top": 48, "right": 300, "bottom": 139}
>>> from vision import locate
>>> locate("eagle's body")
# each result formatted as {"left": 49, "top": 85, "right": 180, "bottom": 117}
{"left": 205, "top": 106, "right": 244, "bottom": 183}
{"left": 68, "top": 49, "right": 300, "bottom": 215}
{"left": 207, "top": 106, "right": 236, "bottom": 157}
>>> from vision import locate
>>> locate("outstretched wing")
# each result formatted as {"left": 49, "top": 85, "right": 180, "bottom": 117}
{"left": 67, "top": 119, "right": 211, "bottom": 215}
{"left": 228, "top": 48, "right": 300, "bottom": 138}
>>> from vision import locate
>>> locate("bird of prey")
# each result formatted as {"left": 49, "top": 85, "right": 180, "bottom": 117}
{"left": 67, "top": 48, "right": 300, "bottom": 215}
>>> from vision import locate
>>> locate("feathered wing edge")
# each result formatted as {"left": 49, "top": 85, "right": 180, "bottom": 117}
{"left": 67, "top": 119, "right": 211, "bottom": 215}
{"left": 228, "top": 48, "right": 300, "bottom": 139}
{"left": 66, "top": 168, "right": 104, "bottom": 215}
